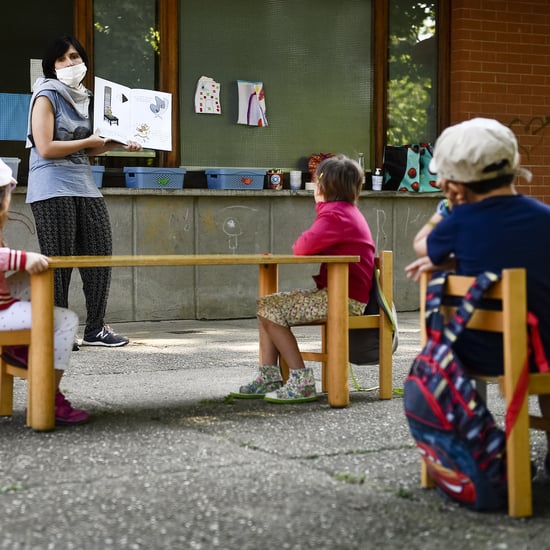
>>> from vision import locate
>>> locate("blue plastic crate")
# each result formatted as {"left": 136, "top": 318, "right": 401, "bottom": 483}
{"left": 123, "top": 167, "right": 186, "bottom": 189}
{"left": 90, "top": 165, "right": 105, "bottom": 188}
{"left": 205, "top": 168, "right": 265, "bottom": 190}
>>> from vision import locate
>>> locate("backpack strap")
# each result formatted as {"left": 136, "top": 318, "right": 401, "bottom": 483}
{"left": 443, "top": 271, "right": 499, "bottom": 345}
{"left": 424, "top": 271, "right": 449, "bottom": 318}
{"left": 423, "top": 271, "right": 498, "bottom": 340}
{"left": 422, "top": 272, "right": 453, "bottom": 341}
{"left": 505, "top": 311, "right": 550, "bottom": 437}
{"left": 527, "top": 312, "right": 550, "bottom": 373}
{"left": 373, "top": 267, "right": 396, "bottom": 333}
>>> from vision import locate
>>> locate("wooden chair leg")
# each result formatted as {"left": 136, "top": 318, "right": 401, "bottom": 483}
{"left": 0, "top": 358, "right": 14, "bottom": 416}
{"left": 26, "top": 355, "right": 32, "bottom": 427}
{"left": 505, "top": 394, "right": 533, "bottom": 517}
{"left": 379, "top": 320, "right": 393, "bottom": 400}
{"left": 421, "top": 460, "right": 435, "bottom": 488}
{"left": 320, "top": 325, "right": 328, "bottom": 393}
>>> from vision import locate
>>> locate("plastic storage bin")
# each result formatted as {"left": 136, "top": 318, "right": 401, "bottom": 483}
{"left": 205, "top": 168, "right": 266, "bottom": 190}
{"left": 1, "top": 157, "right": 21, "bottom": 181}
{"left": 123, "top": 167, "right": 186, "bottom": 189}
{"left": 91, "top": 165, "right": 105, "bottom": 188}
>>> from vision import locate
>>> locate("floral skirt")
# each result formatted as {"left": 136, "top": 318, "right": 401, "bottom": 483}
{"left": 257, "top": 288, "right": 366, "bottom": 327}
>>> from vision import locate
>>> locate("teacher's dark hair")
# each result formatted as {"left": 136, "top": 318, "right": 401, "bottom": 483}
{"left": 42, "top": 35, "right": 89, "bottom": 79}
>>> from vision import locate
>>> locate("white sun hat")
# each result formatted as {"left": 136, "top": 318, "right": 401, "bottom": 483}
{"left": 430, "top": 117, "right": 531, "bottom": 184}
{"left": 0, "top": 158, "right": 17, "bottom": 187}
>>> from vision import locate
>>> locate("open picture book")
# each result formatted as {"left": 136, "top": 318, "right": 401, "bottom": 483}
{"left": 93, "top": 77, "right": 172, "bottom": 151}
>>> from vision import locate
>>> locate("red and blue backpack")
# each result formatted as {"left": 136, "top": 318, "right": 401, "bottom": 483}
{"left": 404, "top": 271, "right": 508, "bottom": 511}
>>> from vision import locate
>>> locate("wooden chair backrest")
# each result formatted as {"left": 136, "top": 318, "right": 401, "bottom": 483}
{"left": 419, "top": 269, "right": 527, "bottom": 358}
{"left": 418, "top": 268, "right": 535, "bottom": 517}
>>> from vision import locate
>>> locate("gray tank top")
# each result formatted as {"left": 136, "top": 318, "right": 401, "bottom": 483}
{"left": 26, "top": 89, "right": 102, "bottom": 203}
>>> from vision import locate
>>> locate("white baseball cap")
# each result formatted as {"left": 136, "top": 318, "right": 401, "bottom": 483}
{"left": 429, "top": 117, "right": 531, "bottom": 184}
{"left": 0, "top": 159, "right": 17, "bottom": 187}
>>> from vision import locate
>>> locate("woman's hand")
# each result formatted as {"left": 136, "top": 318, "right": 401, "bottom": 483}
{"left": 87, "top": 131, "right": 109, "bottom": 149}
{"left": 87, "top": 134, "right": 143, "bottom": 156}
{"left": 25, "top": 252, "right": 49, "bottom": 274}
{"left": 123, "top": 140, "right": 143, "bottom": 152}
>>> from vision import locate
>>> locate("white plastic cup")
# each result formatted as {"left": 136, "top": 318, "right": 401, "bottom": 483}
{"left": 372, "top": 174, "right": 383, "bottom": 191}
{"left": 290, "top": 171, "right": 301, "bottom": 190}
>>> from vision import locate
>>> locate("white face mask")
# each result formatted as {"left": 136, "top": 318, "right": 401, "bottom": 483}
{"left": 56, "top": 63, "right": 87, "bottom": 88}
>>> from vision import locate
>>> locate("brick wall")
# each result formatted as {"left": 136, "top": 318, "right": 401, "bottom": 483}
{"left": 450, "top": 0, "right": 550, "bottom": 201}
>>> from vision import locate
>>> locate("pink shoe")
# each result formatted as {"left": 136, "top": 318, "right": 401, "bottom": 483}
{"left": 55, "top": 391, "right": 90, "bottom": 425}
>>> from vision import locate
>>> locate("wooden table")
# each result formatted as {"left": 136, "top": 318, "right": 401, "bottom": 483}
{"left": 28, "top": 254, "right": 359, "bottom": 430}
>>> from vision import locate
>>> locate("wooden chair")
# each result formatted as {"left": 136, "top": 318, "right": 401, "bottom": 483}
{"left": 419, "top": 269, "right": 550, "bottom": 517}
{"left": 0, "top": 331, "right": 32, "bottom": 424}
{"left": 281, "top": 250, "right": 394, "bottom": 400}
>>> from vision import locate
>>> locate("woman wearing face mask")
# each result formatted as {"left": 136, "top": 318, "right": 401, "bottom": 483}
{"left": 26, "top": 35, "right": 142, "bottom": 349}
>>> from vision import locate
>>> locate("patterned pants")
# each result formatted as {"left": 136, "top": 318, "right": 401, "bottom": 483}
{"left": 31, "top": 197, "right": 112, "bottom": 333}
{"left": 257, "top": 287, "right": 366, "bottom": 327}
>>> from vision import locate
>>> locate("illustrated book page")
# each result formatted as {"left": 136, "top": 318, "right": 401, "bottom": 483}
{"left": 93, "top": 77, "right": 172, "bottom": 151}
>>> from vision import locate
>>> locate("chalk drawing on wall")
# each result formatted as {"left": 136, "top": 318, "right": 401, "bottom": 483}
{"left": 217, "top": 205, "right": 259, "bottom": 253}
{"left": 180, "top": 207, "right": 191, "bottom": 232}
{"left": 223, "top": 217, "right": 243, "bottom": 252}
{"left": 374, "top": 208, "right": 388, "bottom": 253}
{"left": 7, "top": 211, "right": 36, "bottom": 235}
{"left": 403, "top": 206, "right": 425, "bottom": 239}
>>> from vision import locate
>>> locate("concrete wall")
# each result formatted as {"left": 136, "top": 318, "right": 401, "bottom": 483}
{"left": 6, "top": 189, "right": 441, "bottom": 322}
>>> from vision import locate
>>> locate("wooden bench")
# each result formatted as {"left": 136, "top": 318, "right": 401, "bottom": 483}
{"left": 15, "top": 254, "right": 360, "bottom": 431}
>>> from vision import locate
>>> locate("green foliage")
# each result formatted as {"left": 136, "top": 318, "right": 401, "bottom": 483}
{"left": 0, "top": 483, "right": 26, "bottom": 494}
{"left": 333, "top": 472, "right": 366, "bottom": 484}
{"left": 145, "top": 27, "right": 161, "bottom": 56}
{"left": 93, "top": 0, "right": 157, "bottom": 88}
{"left": 396, "top": 485, "right": 414, "bottom": 499}
{"left": 387, "top": 76, "right": 431, "bottom": 145}
{"left": 387, "top": 2, "right": 437, "bottom": 145}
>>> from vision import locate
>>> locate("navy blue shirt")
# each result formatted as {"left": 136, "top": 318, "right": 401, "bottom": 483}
{"left": 427, "top": 194, "right": 550, "bottom": 375}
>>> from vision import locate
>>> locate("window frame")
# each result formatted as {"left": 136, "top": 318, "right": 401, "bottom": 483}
{"left": 74, "top": 0, "right": 179, "bottom": 167}
{"left": 75, "top": 0, "right": 448, "bottom": 171}
{"left": 373, "top": 0, "right": 449, "bottom": 167}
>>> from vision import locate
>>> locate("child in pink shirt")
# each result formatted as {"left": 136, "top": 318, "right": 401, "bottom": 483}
{"left": 231, "top": 155, "right": 375, "bottom": 403}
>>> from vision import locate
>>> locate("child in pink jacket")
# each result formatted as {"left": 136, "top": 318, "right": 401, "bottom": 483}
{"left": 231, "top": 155, "right": 375, "bottom": 403}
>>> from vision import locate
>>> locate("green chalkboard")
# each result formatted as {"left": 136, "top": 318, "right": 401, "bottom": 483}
{"left": 181, "top": 0, "right": 373, "bottom": 171}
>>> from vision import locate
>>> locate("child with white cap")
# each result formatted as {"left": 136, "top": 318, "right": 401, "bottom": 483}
{"left": 405, "top": 117, "right": 550, "bottom": 476}
{"left": 0, "top": 159, "right": 88, "bottom": 425}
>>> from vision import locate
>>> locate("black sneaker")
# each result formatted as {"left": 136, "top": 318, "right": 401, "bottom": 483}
{"left": 81, "top": 325, "right": 129, "bottom": 347}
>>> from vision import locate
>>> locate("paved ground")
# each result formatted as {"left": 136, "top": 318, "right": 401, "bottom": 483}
{"left": 1, "top": 312, "right": 549, "bottom": 549}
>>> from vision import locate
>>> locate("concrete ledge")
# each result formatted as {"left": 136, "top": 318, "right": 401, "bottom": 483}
{"left": 7, "top": 189, "right": 441, "bottom": 321}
